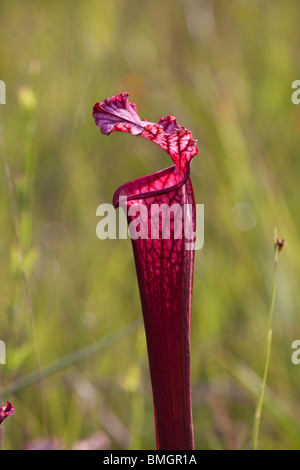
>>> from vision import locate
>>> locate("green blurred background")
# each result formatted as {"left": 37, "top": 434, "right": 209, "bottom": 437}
{"left": 0, "top": 0, "right": 300, "bottom": 450}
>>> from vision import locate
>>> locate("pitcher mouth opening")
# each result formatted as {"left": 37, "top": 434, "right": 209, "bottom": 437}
{"left": 113, "top": 163, "right": 191, "bottom": 209}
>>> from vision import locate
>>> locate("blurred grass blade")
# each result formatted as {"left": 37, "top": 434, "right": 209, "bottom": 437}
{"left": 0, "top": 105, "right": 47, "bottom": 429}
{"left": 3, "top": 320, "right": 142, "bottom": 400}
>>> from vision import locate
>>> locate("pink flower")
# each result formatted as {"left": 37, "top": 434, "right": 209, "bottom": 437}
{"left": 93, "top": 93, "right": 198, "bottom": 450}
{"left": 0, "top": 401, "right": 14, "bottom": 424}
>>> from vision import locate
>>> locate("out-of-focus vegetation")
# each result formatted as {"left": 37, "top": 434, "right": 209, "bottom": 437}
{"left": 0, "top": 0, "right": 300, "bottom": 450}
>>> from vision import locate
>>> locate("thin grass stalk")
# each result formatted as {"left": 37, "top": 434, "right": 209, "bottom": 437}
{"left": 251, "top": 228, "right": 285, "bottom": 450}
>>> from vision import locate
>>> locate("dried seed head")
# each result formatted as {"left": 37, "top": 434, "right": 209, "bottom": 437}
{"left": 274, "top": 228, "right": 286, "bottom": 262}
